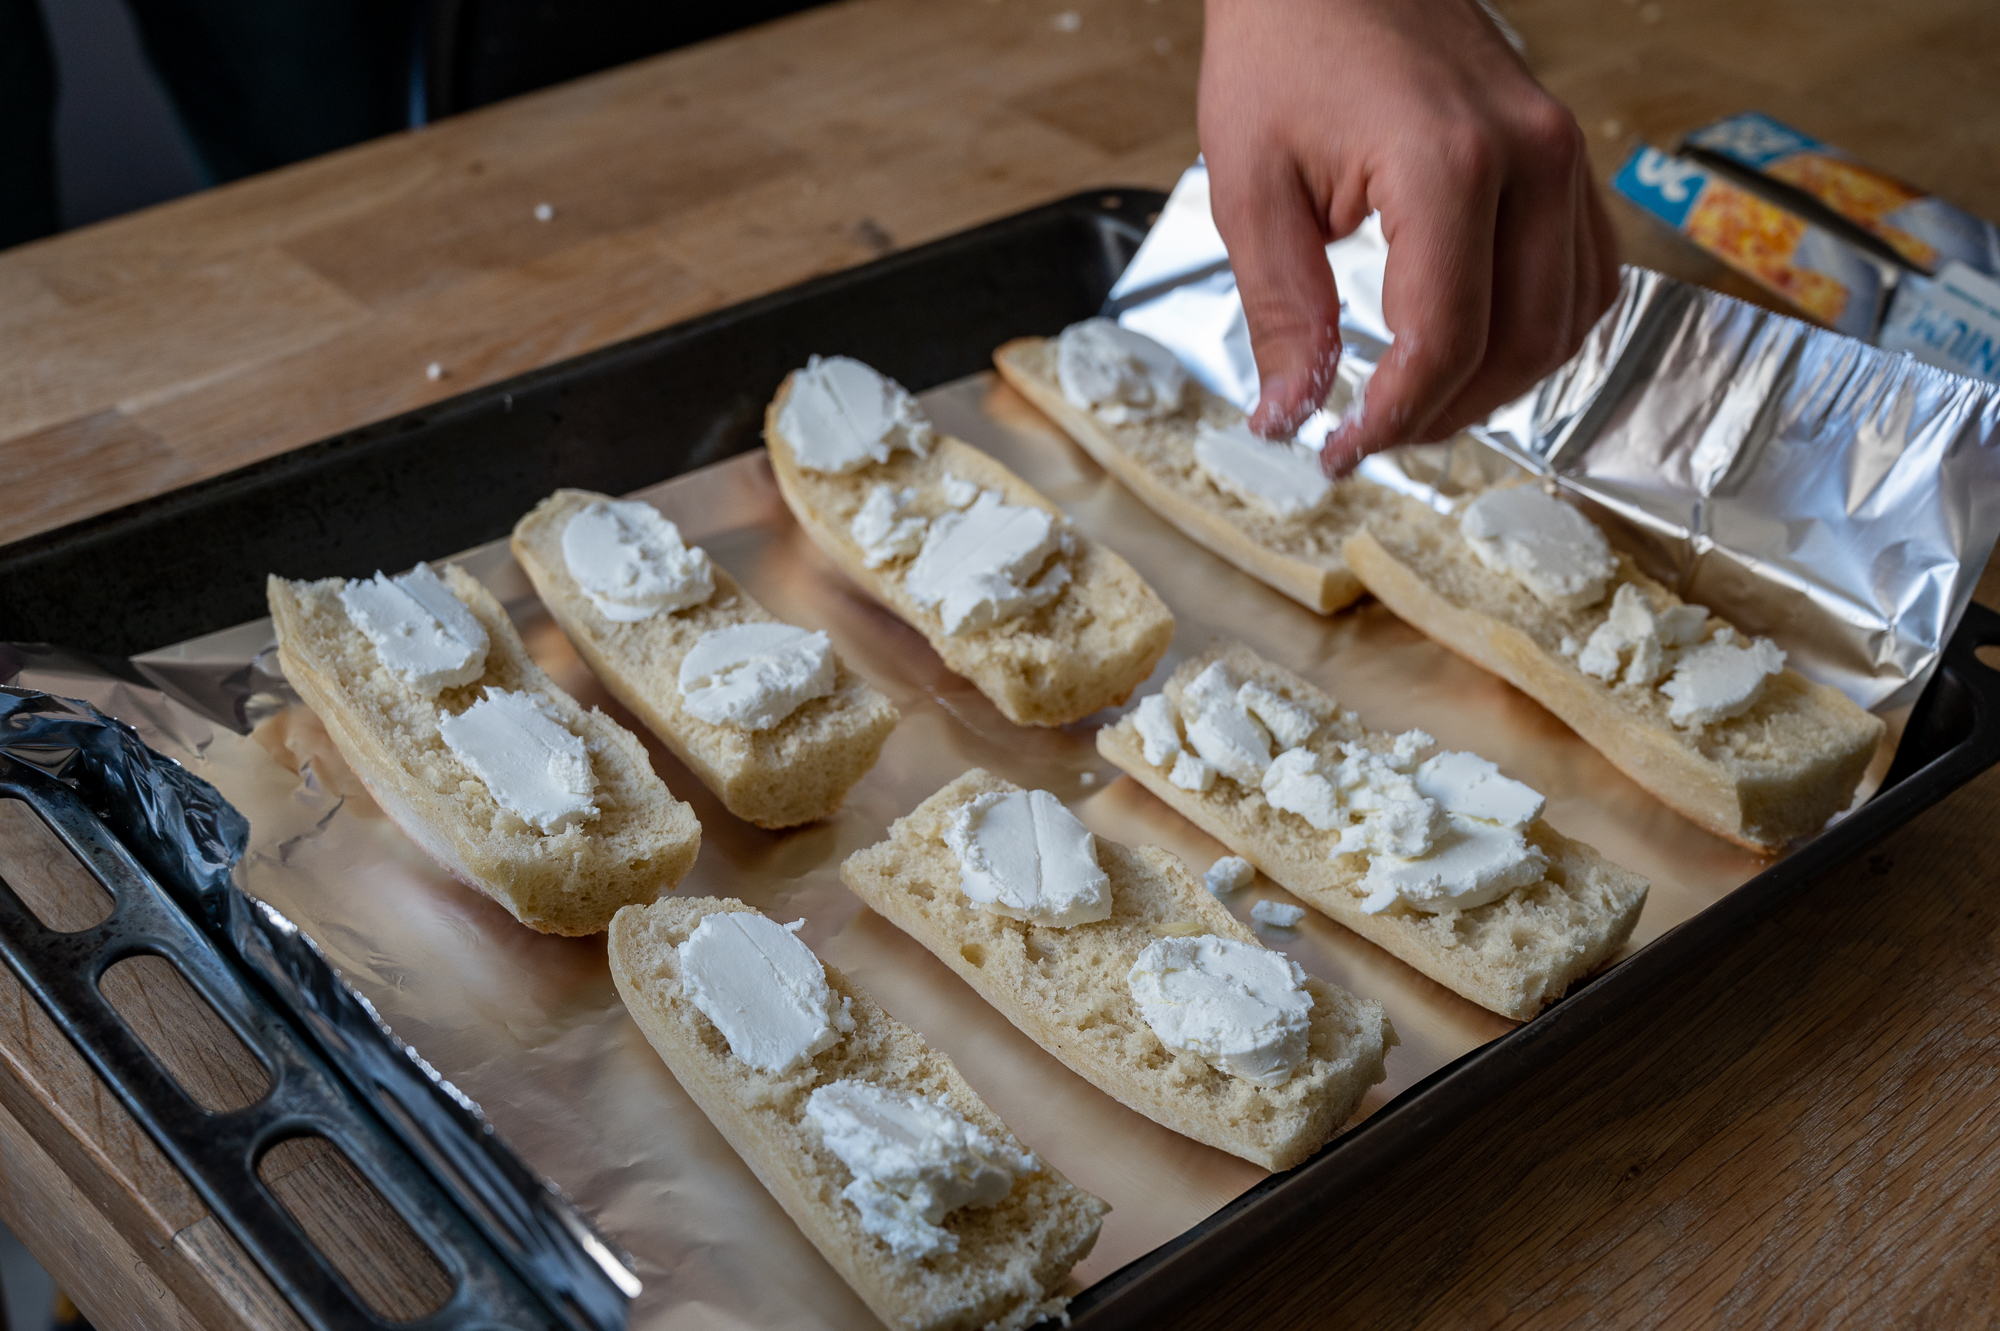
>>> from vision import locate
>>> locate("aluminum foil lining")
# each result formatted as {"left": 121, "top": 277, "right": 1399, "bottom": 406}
{"left": 1107, "top": 161, "right": 2000, "bottom": 718}
{"left": 2, "top": 372, "right": 1776, "bottom": 1328}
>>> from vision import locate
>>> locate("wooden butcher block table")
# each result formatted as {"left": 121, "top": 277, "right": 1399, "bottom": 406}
{"left": 3, "top": 0, "right": 1999, "bottom": 1325}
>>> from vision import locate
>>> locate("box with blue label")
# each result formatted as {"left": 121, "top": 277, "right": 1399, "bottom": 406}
{"left": 1612, "top": 144, "right": 1889, "bottom": 340}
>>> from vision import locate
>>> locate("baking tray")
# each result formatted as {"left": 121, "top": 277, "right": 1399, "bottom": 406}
{"left": 6, "top": 190, "right": 2000, "bottom": 1327}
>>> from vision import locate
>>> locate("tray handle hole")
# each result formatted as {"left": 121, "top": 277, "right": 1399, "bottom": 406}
{"left": 259, "top": 1134, "right": 456, "bottom": 1322}
{"left": 99, "top": 954, "right": 270, "bottom": 1113}
{"left": 0, "top": 799, "right": 114, "bottom": 933}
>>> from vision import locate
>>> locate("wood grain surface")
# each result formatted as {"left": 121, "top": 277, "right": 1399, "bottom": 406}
{"left": 2, "top": 0, "right": 1998, "bottom": 1327}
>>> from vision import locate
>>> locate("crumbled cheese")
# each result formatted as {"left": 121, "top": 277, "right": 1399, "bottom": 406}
{"left": 850, "top": 484, "right": 929, "bottom": 568}
{"left": 1192, "top": 420, "right": 1333, "bottom": 520}
{"left": 806, "top": 1080, "right": 1034, "bottom": 1260}
{"left": 561, "top": 499, "right": 714, "bottom": 622}
{"left": 1260, "top": 748, "right": 1344, "bottom": 832}
{"left": 1236, "top": 682, "right": 1317, "bottom": 749}
{"left": 901, "top": 490, "right": 1071, "bottom": 635}
{"left": 1169, "top": 751, "right": 1216, "bottom": 792}
{"left": 1250, "top": 900, "right": 1307, "bottom": 928}
{"left": 339, "top": 563, "right": 489, "bottom": 694}
{"left": 1413, "top": 749, "right": 1545, "bottom": 826}
{"left": 780, "top": 355, "right": 933, "bottom": 473}
{"left": 1661, "top": 634, "right": 1786, "bottom": 727}
{"left": 1178, "top": 664, "right": 1272, "bottom": 785}
{"left": 678, "top": 913, "right": 850, "bottom": 1074}
{"left": 677, "top": 622, "right": 837, "bottom": 730}
{"left": 1460, "top": 485, "right": 1616, "bottom": 611}
{"left": 940, "top": 474, "right": 980, "bottom": 508}
{"left": 1127, "top": 934, "right": 1313, "bottom": 1086}
{"left": 437, "top": 689, "right": 597, "bottom": 833}
{"left": 1133, "top": 693, "right": 1184, "bottom": 767}
{"left": 1203, "top": 855, "right": 1255, "bottom": 896}
{"left": 1577, "top": 583, "right": 1709, "bottom": 686}
{"left": 944, "top": 788, "right": 1112, "bottom": 927}
{"left": 1054, "top": 318, "right": 1187, "bottom": 423}
{"left": 1354, "top": 744, "right": 1549, "bottom": 914}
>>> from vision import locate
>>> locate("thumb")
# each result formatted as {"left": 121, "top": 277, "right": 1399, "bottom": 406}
{"left": 1211, "top": 163, "right": 1342, "bottom": 439}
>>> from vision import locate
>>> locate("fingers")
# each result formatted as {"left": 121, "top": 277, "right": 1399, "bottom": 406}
{"left": 1209, "top": 158, "right": 1345, "bottom": 439}
{"left": 1318, "top": 137, "right": 1500, "bottom": 475}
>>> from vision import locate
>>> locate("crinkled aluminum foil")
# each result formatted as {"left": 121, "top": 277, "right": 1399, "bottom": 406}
{"left": 1108, "top": 161, "right": 2000, "bottom": 720}
{"left": 2, "top": 373, "right": 1772, "bottom": 1329}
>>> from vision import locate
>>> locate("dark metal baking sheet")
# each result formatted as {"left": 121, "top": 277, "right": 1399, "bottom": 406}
{"left": 6, "top": 190, "right": 1999, "bottom": 1328}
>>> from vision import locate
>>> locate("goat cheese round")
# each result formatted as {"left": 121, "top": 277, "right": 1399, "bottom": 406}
{"left": 339, "top": 563, "right": 489, "bottom": 694}
{"left": 437, "top": 688, "right": 597, "bottom": 833}
{"left": 944, "top": 788, "right": 1111, "bottom": 927}
{"left": 1459, "top": 486, "right": 1616, "bottom": 611}
{"left": 779, "top": 355, "right": 933, "bottom": 473}
{"left": 677, "top": 622, "right": 837, "bottom": 731}
{"left": 902, "top": 491, "right": 1070, "bottom": 635}
{"left": 678, "top": 913, "right": 848, "bottom": 1075}
{"left": 1128, "top": 934, "right": 1313, "bottom": 1086}
{"left": 1055, "top": 318, "right": 1187, "bottom": 423}
{"left": 1193, "top": 420, "right": 1332, "bottom": 520}
{"left": 561, "top": 500, "right": 713, "bottom": 622}
{"left": 806, "top": 1080, "right": 1035, "bottom": 1259}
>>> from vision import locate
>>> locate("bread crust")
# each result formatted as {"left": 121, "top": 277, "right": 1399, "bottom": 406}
{"left": 268, "top": 566, "right": 700, "bottom": 934}
{"left": 609, "top": 895, "right": 1107, "bottom": 1331}
{"left": 842, "top": 769, "right": 1395, "bottom": 1171}
{"left": 1343, "top": 498, "right": 1886, "bottom": 853}
{"left": 1097, "top": 644, "right": 1650, "bottom": 1021}
{"left": 512, "top": 488, "right": 899, "bottom": 828}
{"left": 762, "top": 373, "right": 1174, "bottom": 727}
{"left": 992, "top": 336, "right": 1398, "bottom": 615}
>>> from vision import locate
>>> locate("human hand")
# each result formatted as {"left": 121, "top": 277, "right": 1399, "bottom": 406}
{"left": 1199, "top": 0, "right": 1618, "bottom": 474}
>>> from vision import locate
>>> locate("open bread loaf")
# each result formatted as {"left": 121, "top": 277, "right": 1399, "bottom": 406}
{"left": 763, "top": 370, "right": 1174, "bottom": 727}
{"left": 1344, "top": 489, "right": 1886, "bottom": 852}
{"left": 512, "top": 488, "right": 898, "bottom": 828}
{"left": 841, "top": 769, "right": 1394, "bottom": 1170}
{"left": 993, "top": 333, "right": 1399, "bottom": 615}
{"left": 608, "top": 895, "right": 1107, "bottom": 1331}
{"left": 1097, "top": 643, "right": 1649, "bottom": 1021}
{"left": 268, "top": 565, "right": 700, "bottom": 934}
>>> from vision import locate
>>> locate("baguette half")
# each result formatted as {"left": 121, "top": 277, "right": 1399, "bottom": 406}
{"left": 609, "top": 895, "right": 1107, "bottom": 1331}
{"left": 512, "top": 488, "right": 899, "bottom": 828}
{"left": 841, "top": 768, "right": 1394, "bottom": 1171}
{"left": 1098, "top": 644, "right": 1649, "bottom": 1021}
{"left": 763, "top": 373, "right": 1174, "bottom": 727}
{"left": 1343, "top": 494, "right": 1886, "bottom": 852}
{"left": 268, "top": 566, "right": 699, "bottom": 934}
{"left": 993, "top": 335, "right": 1400, "bottom": 615}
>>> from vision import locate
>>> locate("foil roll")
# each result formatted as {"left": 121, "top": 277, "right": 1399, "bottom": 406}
{"left": 1106, "top": 161, "right": 2000, "bottom": 721}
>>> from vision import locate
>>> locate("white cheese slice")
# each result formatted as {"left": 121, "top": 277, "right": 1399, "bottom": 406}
{"left": 678, "top": 622, "right": 837, "bottom": 731}
{"left": 1055, "top": 317, "right": 1188, "bottom": 423}
{"left": 1459, "top": 485, "right": 1616, "bottom": 611}
{"left": 944, "top": 788, "right": 1111, "bottom": 927}
{"left": 339, "top": 563, "right": 489, "bottom": 694}
{"left": 1661, "top": 634, "right": 1786, "bottom": 728}
{"left": 779, "top": 355, "right": 932, "bottom": 473}
{"left": 560, "top": 499, "right": 714, "bottom": 622}
{"left": 436, "top": 688, "right": 597, "bottom": 833}
{"left": 901, "top": 490, "right": 1070, "bottom": 635}
{"left": 1192, "top": 420, "right": 1332, "bottom": 520}
{"left": 1127, "top": 934, "right": 1313, "bottom": 1086}
{"left": 678, "top": 913, "right": 849, "bottom": 1074}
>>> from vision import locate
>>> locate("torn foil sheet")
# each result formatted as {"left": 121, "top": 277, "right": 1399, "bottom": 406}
{"left": 1107, "top": 160, "right": 2000, "bottom": 717}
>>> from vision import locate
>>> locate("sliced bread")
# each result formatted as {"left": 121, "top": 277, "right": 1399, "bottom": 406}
{"left": 841, "top": 768, "right": 1395, "bottom": 1171}
{"left": 608, "top": 895, "right": 1107, "bottom": 1331}
{"left": 993, "top": 334, "right": 1400, "bottom": 615}
{"left": 512, "top": 488, "right": 899, "bottom": 828}
{"left": 1343, "top": 492, "right": 1886, "bottom": 852}
{"left": 268, "top": 565, "right": 700, "bottom": 935}
{"left": 763, "top": 373, "right": 1174, "bottom": 727}
{"left": 1097, "top": 644, "right": 1649, "bottom": 1021}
